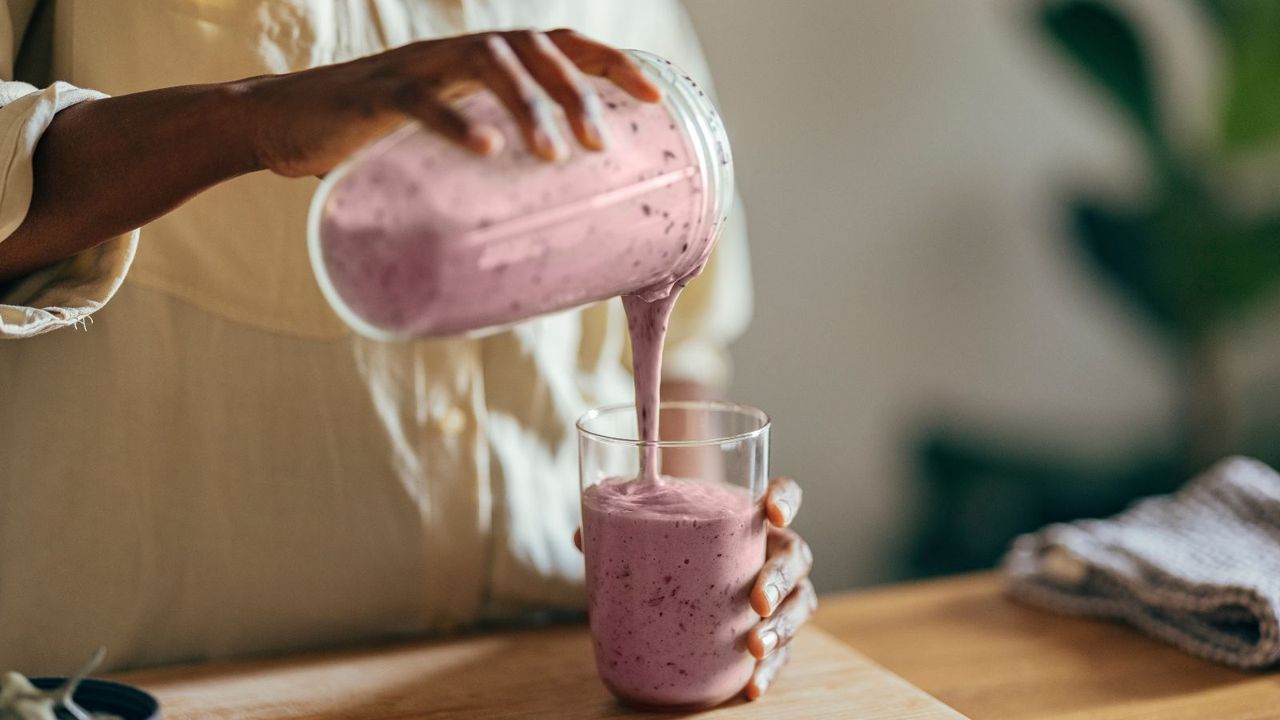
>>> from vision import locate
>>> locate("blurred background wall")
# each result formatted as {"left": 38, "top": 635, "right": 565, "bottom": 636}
{"left": 682, "top": 0, "right": 1280, "bottom": 592}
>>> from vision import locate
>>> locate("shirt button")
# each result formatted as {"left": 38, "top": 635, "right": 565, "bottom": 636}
{"left": 434, "top": 405, "right": 468, "bottom": 437}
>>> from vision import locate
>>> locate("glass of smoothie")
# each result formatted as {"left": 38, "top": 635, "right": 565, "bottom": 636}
{"left": 577, "top": 401, "right": 769, "bottom": 710}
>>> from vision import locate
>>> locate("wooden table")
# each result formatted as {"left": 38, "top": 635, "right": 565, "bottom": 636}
{"left": 121, "top": 622, "right": 962, "bottom": 719}
{"left": 815, "top": 572, "right": 1280, "bottom": 720}
{"left": 118, "top": 571, "right": 1280, "bottom": 719}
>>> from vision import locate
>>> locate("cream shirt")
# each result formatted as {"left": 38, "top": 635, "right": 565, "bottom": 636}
{"left": 0, "top": 0, "right": 750, "bottom": 673}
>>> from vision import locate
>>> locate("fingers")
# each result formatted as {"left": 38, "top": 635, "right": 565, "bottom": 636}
{"left": 506, "top": 31, "right": 607, "bottom": 151}
{"left": 748, "top": 578, "right": 817, "bottom": 660}
{"left": 751, "top": 527, "right": 813, "bottom": 616}
{"left": 473, "top": 35, "right": 567, "bottom": 160}
{"left": 390, "top": 81, "right": 502, "bottom": 155}
{"left": 744, "top": 577, "right": 817, "bottom": 700}
{"left": 388, "top": 30, "right": 657, "bottom": 159}
{"left": 546, "top": 29, "right": 662, "bottom": 102}
{"left": 765, "top": 477, "right": 802, "bottom": 528}
{"left": 743, "top": 644, "right": 791, "bottom": 701}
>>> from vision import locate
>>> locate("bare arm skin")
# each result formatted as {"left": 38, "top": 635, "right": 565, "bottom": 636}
{"left": 0, "top": 29, "right": 661, "bottom": 282}
{"left": 0, "top": 83, "right": 256, "bottom": 282}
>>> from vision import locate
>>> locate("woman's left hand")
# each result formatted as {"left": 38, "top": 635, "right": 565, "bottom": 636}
{"left": 743, "top": 477, "right": 815, "bottom": 700}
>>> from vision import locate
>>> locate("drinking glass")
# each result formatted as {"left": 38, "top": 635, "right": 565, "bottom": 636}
{"left": 577, "top": 401, "right": 769, "bottom": 709}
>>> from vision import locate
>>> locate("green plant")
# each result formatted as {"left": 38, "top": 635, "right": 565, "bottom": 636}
{"left": 1041, "top": 0, "right": 1280, "bottom": 467}
{"left": 903, "top": 0, "right": 1280, "bottom": 579}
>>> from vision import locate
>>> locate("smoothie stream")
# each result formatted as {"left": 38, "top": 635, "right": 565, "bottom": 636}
{"left": 578, "top": 287, "right": 765, "bottom": 709}
{"left": 314, "top": 48, "right": 755, "bottom": 706}
{"left": 621, "top": 287, "right": 682, "bottom": 482}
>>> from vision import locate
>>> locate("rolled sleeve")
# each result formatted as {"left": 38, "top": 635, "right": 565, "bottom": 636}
{"left": 0, "top": 80, "right": 137, "bottom": 338}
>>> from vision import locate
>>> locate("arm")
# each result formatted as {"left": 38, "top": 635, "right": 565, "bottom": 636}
{"left": 0, "top": 84, "right": 255, "bottom": 282}
{"left": 0, "top": 29, "right": 661, "bottom": 283}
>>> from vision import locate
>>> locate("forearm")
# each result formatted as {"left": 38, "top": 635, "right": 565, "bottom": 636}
{"left": 0, "top": 82, "right": 260, "bottom": 282}
{"left": 0, "top": 30, "right": 663, "bottom": 284}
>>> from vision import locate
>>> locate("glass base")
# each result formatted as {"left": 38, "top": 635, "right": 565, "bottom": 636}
{"left": 606, "top": 683, "right": 742, "bottom": 713}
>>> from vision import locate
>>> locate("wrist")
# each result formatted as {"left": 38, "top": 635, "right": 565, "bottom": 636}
{"left": 210, "top": 78, "right": 270, "bottom": 175}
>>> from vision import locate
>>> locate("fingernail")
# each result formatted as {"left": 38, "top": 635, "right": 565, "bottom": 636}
{"left": 533, "top": 126, "right": 566, "bottom": 160}
{"left": 764, "top": 583, "right": 782, "bottom": 612}
{"left": 758, "top": 630, "right": 779, "bottom": 656}
{"left": 583, "top": 95, "right": 609, "bottom": 149}
{"left": 468, "top": 126, "right": 503, "bottom": 155}
{"left": 583, "top": 118, "right": 609, "bottom": 150}
{"left": 774, "top": 498, "right": 792, "bottom": 525}
{"left": 748, "top": 674, "right": 769, "bottom": 701}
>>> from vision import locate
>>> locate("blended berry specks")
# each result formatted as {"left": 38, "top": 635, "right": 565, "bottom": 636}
{"left": 582, "top": 476, "right": 764, "bottom": 706}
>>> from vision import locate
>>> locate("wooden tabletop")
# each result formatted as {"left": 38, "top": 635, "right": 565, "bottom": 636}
{"left": 814, "top": 572, "right": 1280, "bottom": 720}
{"left": 115, "top": 571, "right": 1280, "bottom": 719}
{"left": 120, "top": 624, "right": 962, "bottom": 719}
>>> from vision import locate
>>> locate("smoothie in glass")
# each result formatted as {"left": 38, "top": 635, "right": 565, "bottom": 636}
{"left": 582, "top": 475, "right": 765, "bottom": 708}
{"left": 578, "top": 402, "right": 770, "bottom": 709}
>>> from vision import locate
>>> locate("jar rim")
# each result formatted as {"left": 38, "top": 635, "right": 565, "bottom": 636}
{"left": 626, "top": 50, "right": 736, "bottom": 256}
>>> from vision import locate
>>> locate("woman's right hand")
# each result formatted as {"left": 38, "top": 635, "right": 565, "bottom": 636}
{"left": 234, "top": 29, "right": 663, "bottom": 178}
{"left": 0, "top": 29, "right": 659, "bottom": 282}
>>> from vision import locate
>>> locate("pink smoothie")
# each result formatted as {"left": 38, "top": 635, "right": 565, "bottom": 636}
{"left": 313, "top": 72, "right": 722, "bottom": 340}
{"left": 621, "top": 286, "right": 686, "bottom": 482}
{"left": 587, "top": 92, "right": 736, "bottom": 708}
{"left": 312, "top": 51, "right": 750, "bottom": 708}
{"left": 582, "top": 475, "right": 766, "bottom": 709}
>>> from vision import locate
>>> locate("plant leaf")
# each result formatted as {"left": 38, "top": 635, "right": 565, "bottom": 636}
{"left": 1039, "top": 0, "right": 1160, "bottom": 140}
{"left": 1071, "top": 186, "right": 1280, "bottom": 345}
{"left": 1196, "top": 0, "right": 1230, "bottom": 28}
{"left": 1201, "top": 211, "right": 1280, "bottom": 320}
{"left": 1213, "top": 1, "right": 1280, "bottom": 150}
{"left": 1070, "top": 197, "right": 1186, "bottom": 342}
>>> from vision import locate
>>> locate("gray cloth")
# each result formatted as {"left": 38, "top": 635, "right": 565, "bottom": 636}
{"left": 1002, "top": 456, "right": 1280, "bottom": 669}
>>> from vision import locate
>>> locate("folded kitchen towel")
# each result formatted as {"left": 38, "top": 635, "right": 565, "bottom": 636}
{"left": 1002, "top": 456, "right": 1280, "bottom": 669}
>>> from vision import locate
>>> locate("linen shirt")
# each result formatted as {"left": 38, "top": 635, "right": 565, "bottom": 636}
{"left": 0, "top": 0, "right": 750, "bottom": 673}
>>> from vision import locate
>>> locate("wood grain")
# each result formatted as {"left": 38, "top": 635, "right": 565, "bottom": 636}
{"left": 815, "top": 573, "right": 1280, "bottom": 720}
{"left": 117, "top": 626, "right": 964, "bottom": 719}
{"left": 117, "top": 571, "right": 1278, "bottom": 719}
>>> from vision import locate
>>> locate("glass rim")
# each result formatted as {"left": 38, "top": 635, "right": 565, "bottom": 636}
{"left": 576, "top": 400, "right": 770, "bottom": 448}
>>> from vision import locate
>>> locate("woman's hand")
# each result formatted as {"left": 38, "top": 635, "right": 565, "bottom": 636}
{"left": 744, "top": 477, "right": 815, "bottom": 700}
{"left": 236, "top": 29, "right": 662, "bottom": 177}
{"left": 0, "top": 29, "right": 660, "bottom": 281}
{"left": 572, "top": 477, "right": 815, "bottom": 701}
